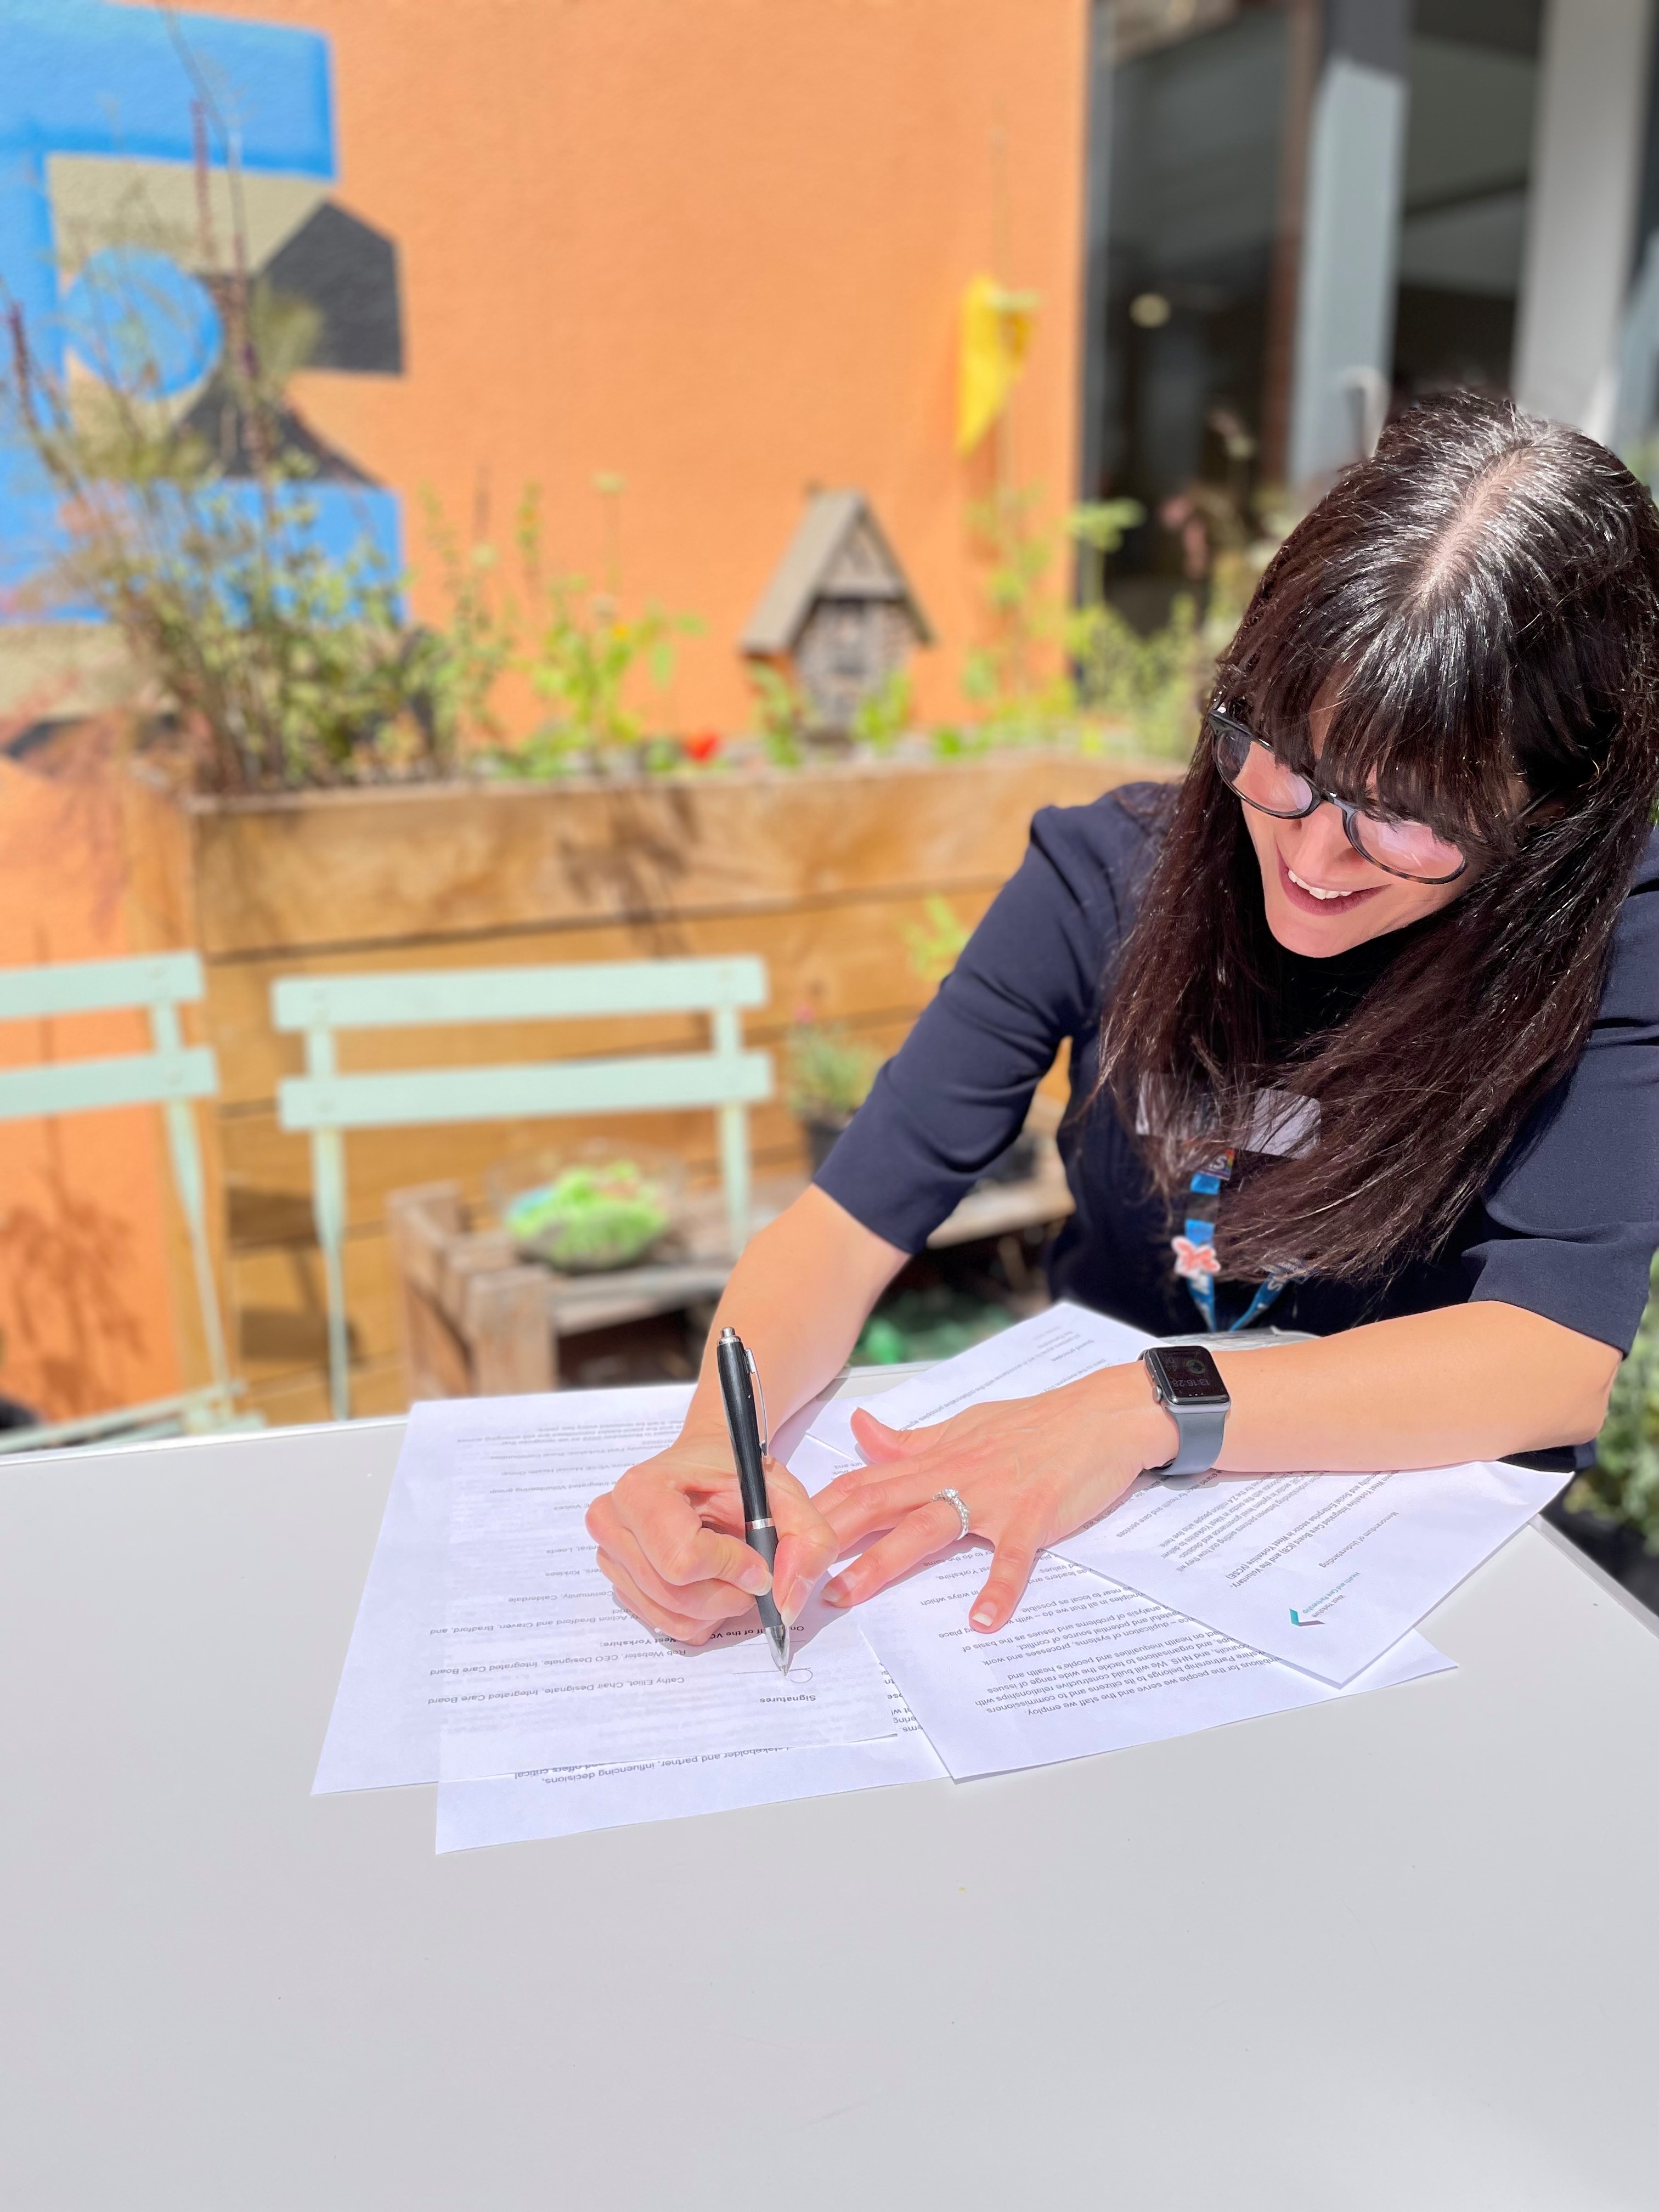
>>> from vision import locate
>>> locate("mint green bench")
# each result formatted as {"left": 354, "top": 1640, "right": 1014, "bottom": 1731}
{"left": 0, "top": 951, "right": 240, "bottom": 1451}
{"left": 272, "top": 957, "right": 773, "bottom": 1420}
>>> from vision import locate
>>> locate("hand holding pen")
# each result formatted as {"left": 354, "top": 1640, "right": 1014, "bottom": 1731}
{"left": 586, "top": 1348, "right": 836, "bottom": 1646}
{"left": 715, "top": 1326, "right": 791, "bottom": 1672}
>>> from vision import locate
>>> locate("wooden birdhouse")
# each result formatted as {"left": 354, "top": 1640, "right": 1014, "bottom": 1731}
{"left": 740, "top": 489, "right": 933, "bottom": 734}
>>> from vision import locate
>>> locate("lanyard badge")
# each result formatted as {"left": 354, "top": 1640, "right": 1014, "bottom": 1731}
{"left": 1171, "top": 1148, "right": 1283, "bottom": 1334}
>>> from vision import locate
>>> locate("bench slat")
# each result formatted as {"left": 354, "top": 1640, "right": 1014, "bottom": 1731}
{"left": 0, "top": 953, "right": 205, "bottom": 1021}
{"left": 278, "top": 1050, "right": 773, "bottom": 1132}
{"left": 0, "top": 1049, "right": 219, "bottom": 1122}
{"left": 272, "top": 957, "right": 768, "bottom": 1032}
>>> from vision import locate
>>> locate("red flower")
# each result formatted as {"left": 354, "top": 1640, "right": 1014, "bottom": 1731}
{"left": 683, "top": 729, "right": 721, "bottom": 763}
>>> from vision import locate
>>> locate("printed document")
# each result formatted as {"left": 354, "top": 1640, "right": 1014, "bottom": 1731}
{"left": 436, "top": 1399, "right": 892, "bottom": 1777}
{"left": 317, "top": 1320, "right": 1491, "bottom": 1852}
{"left": 435, "top": 1661, "right": 945, "bottom": 1853}
{"left": 791, "top": 1304, "right": 1154, "bottom": 1487}
{"left": 1055, "top": 1456, "right": 1562, "bottom": 1685}
{"left": 851, "top": 1546, "right": 1451, "bottom": 1780}
{"left": 805, "top": 1305, "right": 1558, "bottom": 1686}
{"left": 315, "top": 1387, "right": 891, "bottom": 1796}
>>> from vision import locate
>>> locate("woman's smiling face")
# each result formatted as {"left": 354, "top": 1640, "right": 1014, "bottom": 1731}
{"left": 1240, "top": 702, "right": 1482, "bottom": 957}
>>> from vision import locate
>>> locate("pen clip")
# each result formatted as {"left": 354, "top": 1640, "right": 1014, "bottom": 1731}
{"left": 744, "top": 1347, "right": 769, "bottom": 1457}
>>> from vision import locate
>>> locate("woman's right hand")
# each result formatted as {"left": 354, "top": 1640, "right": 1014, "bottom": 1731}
{"left": 585, "top": 1429, "right": 840, "bottom": 1644}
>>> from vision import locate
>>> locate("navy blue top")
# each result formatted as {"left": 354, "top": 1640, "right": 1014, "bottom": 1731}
{"left": 817, "top": 782, "right": 1659, "bottom": 1369}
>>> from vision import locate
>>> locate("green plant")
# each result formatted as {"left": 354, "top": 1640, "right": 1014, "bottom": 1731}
{"left": 956, "top": 463, "right": 1285, "bottom": 761}
{"left": 503, "top": 1159, "right": 672, "bottom": 1273}
{"left": 961, "top": 480, "right": 1071, "bottom": 737}
{"left": 960, "top": 478, "right": 1212, "bottom": 754}
{"left": 855, "top": 1286, "right": 1013, "bottom": 1365}
{"left": 3, "top": 213, "right": 496, "bottom": 791}
{"left": 1567, "top": 1261, "right": 1659, "bottom": 1549}
{"left": 927, "top": 721, "right": 991, "bottom": 759}
{"left": 746, "top": 662, "right": 809, "bottom": 767}
{"left": 849, "top": 667, "right": 913, "bottom": 755}
{"left": 1062, "top": 496, "right": 1213, "bottom": 759}
{"left": 904, "top": 895, "right": 971, "bottom": 985}
{"left": 487, "top": 480, "right": 701, "bottom": 778}
{"left": 16, "top": 422, "right": 477, "bottom": 791}
{"left": 1064, "top": 495, "right": 1275, "bottom": 760}
{"left": 783, "top": 1011, "right": 877, "bottom": 1124}
{"left": 418, "top": 487, "right": 516, "bottom": 751}
{"left": 1065, "top": 586, "right": 1204, "bottom": 759}
{"left": 1068, "top": 498, "right": 1147, "bottom": 566}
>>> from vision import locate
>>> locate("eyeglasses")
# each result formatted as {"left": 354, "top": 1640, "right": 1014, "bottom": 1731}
{"left": 1208, "top": 706, "right": 1470, "bottom": 884}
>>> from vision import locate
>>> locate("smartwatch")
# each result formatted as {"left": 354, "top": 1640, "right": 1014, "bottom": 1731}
{"left": 1140, "top": 1344, "right": 1231, "bottom": 1479}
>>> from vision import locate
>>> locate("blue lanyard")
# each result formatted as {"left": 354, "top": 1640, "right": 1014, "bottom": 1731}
{"left": 1171, "top": 1147, "right": 1285, "bottom": 1334}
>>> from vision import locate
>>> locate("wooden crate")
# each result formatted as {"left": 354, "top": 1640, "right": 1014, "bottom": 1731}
{"left": 123, "top": 752, "right": 1175, "bottom": 1421}
{"left": 387, "top": 1106, "right": 1077, "bottom": 1402}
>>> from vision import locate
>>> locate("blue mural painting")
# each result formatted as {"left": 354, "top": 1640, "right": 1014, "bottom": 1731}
{"left": 1, "top": 0, "right": 402, "bottom": 617}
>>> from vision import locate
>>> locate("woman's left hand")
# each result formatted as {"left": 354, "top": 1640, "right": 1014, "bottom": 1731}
{"left": 816, "top": 1363, "right": 1178, "bottom": 1633}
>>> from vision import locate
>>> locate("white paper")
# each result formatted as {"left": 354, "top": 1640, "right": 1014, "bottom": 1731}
{"left": 314, "top": 1403, "right": 462, "bottom": 1793}
{"left": 805, "top": 1304, "right": 1559, "bottom": 1689}
{"left": 316, "top": 1386, "right": 891, "bottom": 1795}
{"left": 435, "top": 1661, "right": 945, "bottom": 1853}
{"left": 853, "top": 1544, "right": 1453, "bottom": 1781}
{"left": 1055, "top": 1455, "right": 1563, "bottom": 1686}
{"left": 789, "top": 1302, "right": 1152, "bottom": 1496}
{"left": 436, "top": 1402, "right": 893, "bottom": 1777}
{"left": 816, "top": 1303, "right": 1153, "bottom": 1454}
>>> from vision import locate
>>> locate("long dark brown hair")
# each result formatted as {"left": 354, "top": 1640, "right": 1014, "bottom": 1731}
{"left": 1102, "top": 391, "right": 1659, "bottom": 1286}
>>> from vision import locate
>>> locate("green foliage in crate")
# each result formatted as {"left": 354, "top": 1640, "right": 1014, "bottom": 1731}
{"left": 503, "top": 1160, "right": 672, "bottom": 1274}
{"left": 856, "top": 1288, "right": 1013, "bottom": 1367}
{"left": 783, "top": 1012, "right": 877, "bottom": 1124}
{"left": 1569, "top": 1258, "right": 1659, "bottom": 1550}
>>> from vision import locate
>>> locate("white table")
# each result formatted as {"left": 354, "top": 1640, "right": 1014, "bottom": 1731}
{"left": 3, "top": 1409, "right": 1657, "bottom": 2211}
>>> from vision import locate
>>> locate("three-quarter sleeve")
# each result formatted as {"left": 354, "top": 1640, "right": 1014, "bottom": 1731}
{"left": 812, "top": 790, "right": 1157, "bottom": 1253}
{"left": 1463, "top": 839, "right": 1659, "bottom": 1353}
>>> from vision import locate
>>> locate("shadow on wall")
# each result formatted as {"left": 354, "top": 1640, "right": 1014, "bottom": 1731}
{"left": 0, "top": 1120, "right": 146, "bottom": 1421}
{"left": 0, "top": 742, "right": 175, "bottom": 1421}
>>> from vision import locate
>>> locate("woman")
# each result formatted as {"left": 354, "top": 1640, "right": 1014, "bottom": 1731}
{"left": 588, "top": 392, "right": 1659, "bottom": 1641}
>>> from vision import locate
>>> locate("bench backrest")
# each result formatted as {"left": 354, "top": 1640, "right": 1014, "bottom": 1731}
{"left": 269, "top": 955, "right": 773, "bottom": 1420}
{"left": 0, "top": 951, "right": 228, "bottom": 1402}
{"left": 272, "top": 957, "right": 770, "bottom": 1131}
{"left": 0, "top": 952, "right": 216, "bottom": 1122}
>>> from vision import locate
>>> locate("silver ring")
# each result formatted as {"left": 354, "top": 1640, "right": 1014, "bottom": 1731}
{"left": 931, "top": 1487, "right": 971, "bottom": 1541}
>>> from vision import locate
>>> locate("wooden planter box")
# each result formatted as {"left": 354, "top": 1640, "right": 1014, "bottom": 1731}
{"left": 122, "top": 751, "right": 1176, "bottom": 1424}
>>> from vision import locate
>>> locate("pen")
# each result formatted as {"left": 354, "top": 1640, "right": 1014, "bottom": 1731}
{"left": 715, "top": 1325, "right": 790, "bottom": 1674}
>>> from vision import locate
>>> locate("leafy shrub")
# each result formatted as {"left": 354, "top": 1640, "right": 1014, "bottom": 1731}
{"left": 783, "top": 1012, "right": 877, "bottom": 1124}
{"left": 746, "top": 663, "right": 810, "bottom": 766}
{"left": 481, "top": 482, "right": 700, "bottom": 779}
{"left": 1569, "top": 1261, "right": 1659, "bottom": 1549}
{"left": 3, "top": 277, "right": 498, "bottom": 792}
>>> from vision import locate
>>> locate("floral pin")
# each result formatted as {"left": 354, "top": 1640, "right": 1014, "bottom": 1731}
{"left": 1172, "top": 1235, "right": 1221, "bottom": 1279}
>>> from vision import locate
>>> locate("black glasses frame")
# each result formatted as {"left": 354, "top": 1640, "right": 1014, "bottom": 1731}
{"left": 1207, "top": 707, "right": 1470, "bottom": 885}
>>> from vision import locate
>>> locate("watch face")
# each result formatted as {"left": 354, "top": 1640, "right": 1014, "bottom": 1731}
{"left": 1153, "top": 1346, "right": 1228, "bottom": 1402}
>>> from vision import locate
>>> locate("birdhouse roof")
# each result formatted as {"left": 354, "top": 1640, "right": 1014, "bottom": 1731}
{"left": 740, "top": 489, "right": 934, "bottom": 654}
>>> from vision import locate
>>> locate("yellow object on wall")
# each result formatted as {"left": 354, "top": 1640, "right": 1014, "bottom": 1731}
{"left": 956, "top": 273, "right": 1040, "bottom": 453}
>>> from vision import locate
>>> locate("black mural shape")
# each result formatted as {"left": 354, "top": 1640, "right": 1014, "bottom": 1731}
{"left": 174, "top": 199, "right": 404, "bottom": 481}
{"left": 177, "top": 375, "right": 379, "bottom": 483}
{"left": 262, "top": 201, "right": 404, "bottom": 376}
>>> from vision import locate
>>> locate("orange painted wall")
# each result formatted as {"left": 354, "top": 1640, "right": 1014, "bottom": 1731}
{"left": 189, "top": 0, "right": 1091, "bottom": 732}
{"left": 0, "top": 755, "right": 182, "bottom": 1421}
{"left": 2, "top": 0, "right": 1089, "bottom": 1419}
